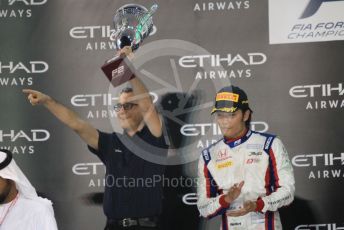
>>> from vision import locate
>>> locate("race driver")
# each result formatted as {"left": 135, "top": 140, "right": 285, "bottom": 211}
{"left": 197, "top": 85, "right": 295, "bottom": 230}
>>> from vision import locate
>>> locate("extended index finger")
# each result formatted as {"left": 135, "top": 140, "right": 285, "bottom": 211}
{"left": 22, "top": 89, "right": 36, "bottom": 95}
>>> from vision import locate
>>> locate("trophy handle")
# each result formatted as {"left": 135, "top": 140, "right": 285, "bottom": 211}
{"left": 105, "top": 53, "right": 121, "bottom": 64}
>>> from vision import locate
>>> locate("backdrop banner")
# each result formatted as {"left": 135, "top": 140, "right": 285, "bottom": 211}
{"left": 1, "top": 0, "right": 343, "bottom": 229}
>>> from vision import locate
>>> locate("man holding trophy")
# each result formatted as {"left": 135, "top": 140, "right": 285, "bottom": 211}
{"left": 197, "top": 86, "right": 295, "bottom": 230}
{"left": 23, "top": 3, "right": 167, "bottom": 230}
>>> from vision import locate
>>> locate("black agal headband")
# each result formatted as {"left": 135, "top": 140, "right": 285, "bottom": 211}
{"left": 0, "top": 149, "right": 13, "bottom": 170}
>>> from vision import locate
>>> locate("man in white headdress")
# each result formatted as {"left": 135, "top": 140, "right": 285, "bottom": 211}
{"left": 0, "top": 149, "right": 58, "bottom": 229}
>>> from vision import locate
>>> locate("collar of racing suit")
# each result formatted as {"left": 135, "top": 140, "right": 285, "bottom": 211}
{"left": 223, "top": 128, "right": 252, "bottom": 148}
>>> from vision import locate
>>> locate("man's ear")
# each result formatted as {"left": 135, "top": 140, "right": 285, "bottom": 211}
{"left": 243, "top": 110, "right": 251, "bottom": 122}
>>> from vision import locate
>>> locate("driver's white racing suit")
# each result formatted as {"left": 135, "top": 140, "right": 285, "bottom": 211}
{"left": 197, "top": 130, "right": 295, "bottom": 230}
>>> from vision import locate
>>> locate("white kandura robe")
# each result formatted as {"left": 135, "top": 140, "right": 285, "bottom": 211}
{"left": 0, "top": 195, "right": 58, "bottom": 230}
{"left": 0, "top": 150, "right": 58, "bottom": 230}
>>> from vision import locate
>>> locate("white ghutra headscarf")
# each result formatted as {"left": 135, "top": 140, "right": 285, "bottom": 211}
{"left": 0, "top": 149, "right": 52, "bottom": 205}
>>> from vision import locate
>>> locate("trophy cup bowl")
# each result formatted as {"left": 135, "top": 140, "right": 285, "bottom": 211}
{"left": 101, "top": 3, "right": 157, "bottom": 87}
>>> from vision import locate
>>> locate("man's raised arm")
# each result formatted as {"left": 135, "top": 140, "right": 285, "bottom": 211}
{"left": 120, "top": 46, "right": 163, "bottom": 138}
{"left": 22, "top": 89, "right": 99, "bottom": 150}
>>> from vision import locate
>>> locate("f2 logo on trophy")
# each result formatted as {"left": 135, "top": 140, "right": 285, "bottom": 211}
{"left": 112, "top": 65, "right": 125, "bottom": 80}
{"left": 101, "top": 3, "right": 158, "bottom": 87}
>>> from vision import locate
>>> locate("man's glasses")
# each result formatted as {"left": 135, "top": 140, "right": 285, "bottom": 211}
{"left": 113, "top": 103, "right": 137, "bottom": 112}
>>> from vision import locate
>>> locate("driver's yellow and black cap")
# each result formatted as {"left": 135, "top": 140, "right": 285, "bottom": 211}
{"left": 211, "top": 86, "right": 251, "bottom": 114}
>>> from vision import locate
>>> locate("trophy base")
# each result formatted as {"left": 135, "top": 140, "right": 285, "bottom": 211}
{"left": 101, "top": 54, "right": 135, "bottom": 87}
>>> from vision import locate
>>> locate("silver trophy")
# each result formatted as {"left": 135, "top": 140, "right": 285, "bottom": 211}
{"left": 101, "top": 3, "right": 158, "bottom": 86}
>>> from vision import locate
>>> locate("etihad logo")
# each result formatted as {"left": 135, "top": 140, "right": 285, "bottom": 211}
{"left": 295, "top": 223, "right": 344, "bottom": 230}
{"left": 69, "top": 25, "right": 157, "bottom": 51}
{"left": 69, "top": 25, "right": 157, "bottom": 39}
{"left": 71, "top": 93, "right": 158, "bottom": 107}
{"left": 0, "top": 129, "right": 50, "bottom": 155}
{"left": 0, "top": 61, "right": 48, "bottom": 87}
{"left": 292, "top": 153, "right": 344, "bottom": 167}
{"left": 0, "top": 129, "right": 50, "bottom": 142}
{"left": 72, "top": 162, "right": 104, "bottom": 176}
{"left": 0, "top": 0, "right": 47, "bottom": 18}
{"left": 300, "top": 0, "right": 344, "bottom": 19}
{"left": 290, "top": 83, "right": 344, "bottom": 98}
{"left": 7, "top": 0, "right": 47, "bottom": 5}
{"left": 179, "top": 53, "right": 266, "bottom": 68}
{"left": 180, "top": 122, "right": 269, "bottom": 136}
{"left": 0, "top": 61, "right": 48, "bottom": 74}
{"left": 292, "top": 153, "right": 344, "bottom": 179}
{"left": 69, "top": 25, "right": 116, "bottom": 51}
{"left": 193, "top": 1, "right": 250, "bottom": 12}
{"left": 72, "top": 162, "right": 105, "bottom": 187}
{"left": 70, "top": 92, "right": 158, "bottom": 119}
{"left": 178, "top": 53, "right": 266, "bottom": 80}
{"left": 69, "top": 25, "right": 116, "bottom": 39}
{"left": 289, "top": 83, "right": 344, "bottom": 110}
